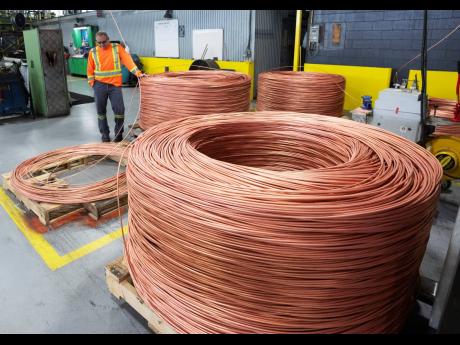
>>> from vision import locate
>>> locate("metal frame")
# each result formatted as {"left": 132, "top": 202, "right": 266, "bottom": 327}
{"left": 429, "top": 203, "right": 460, "bottom": 332}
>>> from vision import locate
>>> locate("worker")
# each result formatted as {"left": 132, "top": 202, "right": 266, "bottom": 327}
{"left": 87, "top": 31, "right": 145, "bottom": 142}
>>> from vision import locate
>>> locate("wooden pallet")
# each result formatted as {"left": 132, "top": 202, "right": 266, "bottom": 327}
{"left": 105, "top": 257, "right": 177, "bottom": 334}
{"left": 2, "top": 154, "right": 128, "bottom": 225}
{"left": 127, "top": 122, "right": 144, "bottom": 139}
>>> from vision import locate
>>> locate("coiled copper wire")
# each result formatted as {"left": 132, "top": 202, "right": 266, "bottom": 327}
{"left": 138, "top": 70, "right": 251, "bottom": 130}
{"left": 429, "top": 97, "right": 458, "bottom": 120}
{"left": 433, "top": 124, "right": 460, "bottom": 137}
{"left": 125, "top": 111, "right": 442, "bottom": 334}
{"left": 428, "top": 97, "right": 460, "bottom": 136}
{"left": 256, "top": 71, "right": 346, "bottom": 116}
{"left": 10, "top": 143, "right": 128, "bottom": 204}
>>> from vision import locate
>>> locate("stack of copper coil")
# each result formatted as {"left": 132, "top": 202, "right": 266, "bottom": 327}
{"left": 126, "top": 111, "right": 442, "bottom": 333}
{"left": 429, "top": 97, "right": 459, "bottom": 120}
{"left": 433, "top": 124, "right": 460, "bottom": 137}
{"left": 10, "top": 143, "right": 128, "bottom": 204}
{"left": 256, "top": 71, "right": 346, "bottom": 116}
{"left": 429, "top": 97, "right": 460, "bottom": 136}
{"left": 138, "top": 70, "right": 251, "bottom": 130}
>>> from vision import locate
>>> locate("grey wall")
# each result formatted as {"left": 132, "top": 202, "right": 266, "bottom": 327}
{"left": 38, "top": 10, "right": 295, "bottom": 96}
{"left": 306, "top": 10, "right": 460, "bottom": 81}
{"left": 39, "top": 10, "right": 255, "bottom": 61}
{"left": 254, "top": 10, "right": 294, "bottom": 94}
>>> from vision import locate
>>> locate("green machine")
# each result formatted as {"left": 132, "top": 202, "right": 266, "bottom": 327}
{"left": 23, "top": 28, "right": 69, "bottom": 117}
{"left": 68, "top": 25, "right": 98, "bottom": 76}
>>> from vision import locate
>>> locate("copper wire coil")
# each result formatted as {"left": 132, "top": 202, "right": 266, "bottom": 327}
{"left": 138, "top": 70, "right": 251, "bottom": 130}
{"left": 125, "top": 111, "right": 442, "bottom": 333}
{"left": 429, "top": 97, "right": 458, "bottom": 119}
{"left": 10, "top": 143, "right": 128, "bottom": 204}
{"left": 433, "top": 124, "right": 460, "bottom": 137}
{"left": 256, "top": 71, "right": 346, "bottom": 116}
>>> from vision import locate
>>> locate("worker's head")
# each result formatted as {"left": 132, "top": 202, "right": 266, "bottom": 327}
{"left": 95, "top": 32, "right": 110, "bottom": 49}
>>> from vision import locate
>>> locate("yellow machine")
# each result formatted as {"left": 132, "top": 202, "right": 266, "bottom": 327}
{"left": 426, "top": 135, "right": 460, "bottom": 190}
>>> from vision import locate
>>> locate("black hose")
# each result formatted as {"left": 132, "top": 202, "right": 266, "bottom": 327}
{"left": 245, "top": 10, "right": 252, "bottom": 59}
{"left": 420, "top": 9, "right": 428, "bottom": 142}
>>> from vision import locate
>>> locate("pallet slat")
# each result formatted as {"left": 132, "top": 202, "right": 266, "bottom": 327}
{"left": 127, "top": 122, "right": 144, "bottom": 139}
{"left": 105, "top": 257, "right": 177, "bottom": 334}
{"left": 84, "top": 195, "right": 128, "bottom": 220}
{"left": 2, "top": 172, "right": 81, "bottom": 224}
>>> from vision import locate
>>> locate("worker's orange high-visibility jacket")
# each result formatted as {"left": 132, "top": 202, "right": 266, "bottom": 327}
{"left": 87, "top": 43, "right": 141, "bottom": 87}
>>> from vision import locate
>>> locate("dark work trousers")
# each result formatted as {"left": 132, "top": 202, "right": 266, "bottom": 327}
{"left": 93, "top": 80, "right": 125, "bottom": 139}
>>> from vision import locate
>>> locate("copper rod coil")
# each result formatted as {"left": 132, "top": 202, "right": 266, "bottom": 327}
{"left": 125, "top": 111, "right": 442, "bottom": 333}
{"left": 433, "top": 124, "right": 460, "bottom": 136}
{"left": 256, "top": 71, "right": 346, "bottom": 117}
{"left": 10, "top": 143, "right": 128, "bottom": 204}
{"left": 138, "top": 70, "right": 251, "bottom": 130}
{"left": 429, "top": 97, "right": 458, "bottom": 120}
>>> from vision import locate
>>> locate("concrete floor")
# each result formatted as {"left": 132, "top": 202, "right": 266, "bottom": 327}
{"left": 0, "top": 76, "right": 150, "bottom": 333}
{"left": 0, "top": 75, "right": 456, "bottom": 333}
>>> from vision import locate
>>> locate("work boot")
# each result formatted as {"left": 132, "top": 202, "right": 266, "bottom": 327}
{"left": 101, "top": 134, "right": 110, "bottom": 142}
{"left": 114, "top": 133, "right": 123, "bottom": 143}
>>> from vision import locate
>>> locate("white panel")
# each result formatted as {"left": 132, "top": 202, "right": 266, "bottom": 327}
{"left": 154, "top": 19, "right": 179, "bottom": 58}
{"left": 192, "top": 29, "right": 223, "bottom": 60}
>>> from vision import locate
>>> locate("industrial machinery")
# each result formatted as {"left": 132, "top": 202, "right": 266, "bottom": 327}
{"left": 351, "top": 82, "right": 460, "bottom": 190}
{"left": 23, "top": 28, "right": 69, "bottom": 117}
{"left": 349, "top": 10, "right": 459, "bottom": 194}
{"left": 189, "top": 59, "right": 221, "bottom": 70}
{"left": 367, "top": 86, "right": 426, "bottom": 143}
{"left": 0, "top": 11, "right": 32, "bottom": 60}
{"left": 0, "top": 59, "right": 30, "bottom": 117}
{"left": 68, "top": 25, "right": 98, "bottom": 76}
{"left": 188, "top": 58, "right": 236, "bottom": 72}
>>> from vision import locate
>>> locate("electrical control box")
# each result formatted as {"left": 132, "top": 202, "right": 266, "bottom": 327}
{"left": 369, "top": 88, "right": 423, "bottom": 142}
{"left": 309, "top": 25, "right": 320, "bottom": 43}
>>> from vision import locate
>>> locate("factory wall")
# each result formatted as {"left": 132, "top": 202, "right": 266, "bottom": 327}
{"left": 306, "top": 10, "right": 460, "bottom": 82}
{"left": 253, "top": 10, "right": 294, "bottom": 94}
{"left": 38, "top": 10, "right": 303, "bottom": 96}
{"left": 38, "top": 10, "right": 255, "bottom": 61}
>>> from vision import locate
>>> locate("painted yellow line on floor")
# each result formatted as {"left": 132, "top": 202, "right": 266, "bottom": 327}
{"left": 60, "top": 226, "right": 126, "bottom": 266}
{"left": 0, "top": 187, "right": 126, "bottom": 271}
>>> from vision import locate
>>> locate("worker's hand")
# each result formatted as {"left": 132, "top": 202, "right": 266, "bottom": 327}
{"left": 138, "top": 73, "right": 147, "bottom": 79}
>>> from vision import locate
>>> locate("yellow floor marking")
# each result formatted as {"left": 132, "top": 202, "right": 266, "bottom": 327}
{"left": 0, "top": 187, "right": 126, "bottom": 270}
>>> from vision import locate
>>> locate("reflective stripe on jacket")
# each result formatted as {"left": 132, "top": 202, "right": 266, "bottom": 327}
{"left": 87, "top": 43, "right": 141, "bottom": 87}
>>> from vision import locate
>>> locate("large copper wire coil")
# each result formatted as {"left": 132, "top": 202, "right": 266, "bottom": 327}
{"left": 126, "top": 111, "right": 442, "bottom": 333}
{"left": 138, "top": 70, "right": 251, "bottom": 130}
{"left": 256, "top": 71, "right": 346, "bottom": 116}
